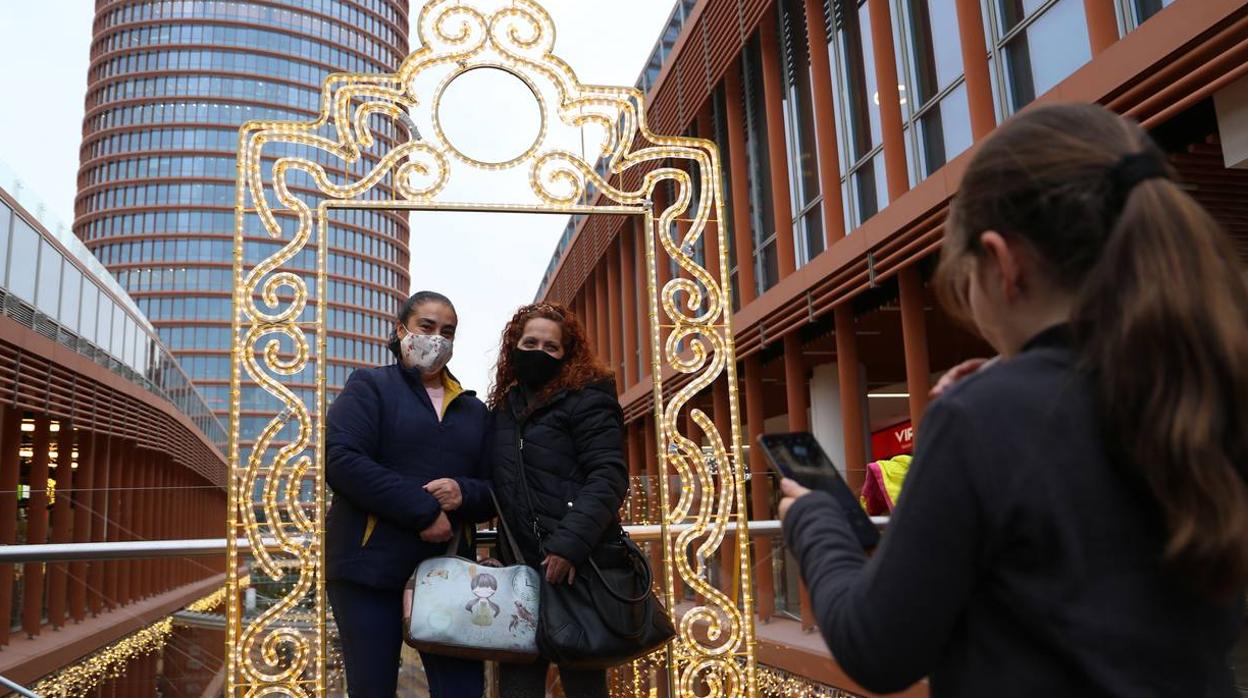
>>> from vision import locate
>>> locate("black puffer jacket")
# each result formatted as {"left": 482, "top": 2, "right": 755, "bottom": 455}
{"left": 490, "top": 378, "right": 629, "bottom": 567}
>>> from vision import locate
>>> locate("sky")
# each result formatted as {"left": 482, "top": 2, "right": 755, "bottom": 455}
{"left": 0, "top": 0, "right": 678, "bottom": 394}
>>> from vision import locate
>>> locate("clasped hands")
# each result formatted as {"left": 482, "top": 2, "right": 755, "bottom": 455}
{"left": 418, "top": 478, "right": 461, "bottom": 543}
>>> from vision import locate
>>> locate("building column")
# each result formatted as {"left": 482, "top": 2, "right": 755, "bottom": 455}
{"left": 835, "top": 305, "right": 869, "bottom": 492}
{"left": 109, "top": 442, "right": 127, "bottom": 606}
{"left": 867, "top": 0, "right": 911, "bottom": 199}
{"left": 954, "top": 0, "right": 997, "bottom": 139}
{"left": 70, "top": 430, "right": 96, "bottom": 622}
{"left": 723, "top": 63, "right": 758, "bottom": 306}
{"left": 596, "top": 264, "right": 611, "bottom": 362}
{"left": 805, "top": 0, "right": 848, "bottom": 241}
{"left": 142, "top": 454, "right": 157, "bottom": 601}
{"left": 606, "top": 238, "right": 623, "bottom": 388}
{"left": 1084, "top": 0, "right": 1119, "bottom": 55}
{"left": 0, "top": 405, "right": 21, "bottom": 645}
{"left": 620, "top": 220, "right": 638, "bottom": 389}
{"left": 635, "top": 218, "right": 654, "bottom": 380}
{"left": 89, "top": 435, "right": 112, "bottom": 615}
{"left": 743, "top": 356, "right": 775, "bottom": 622}
{"left": 782, "top": 337, "right": 817, "bottom": 631}
{"left": 23, "top": 415, "right": 52, "bottom": 638}
{"left": 119, "top": 440, "right": 136, "bottom": 605}
{"left": 899, "top": 266, "right": 932, "bottom": 430}
{"left": 760, "top": 10, "right": 797, "bottom": 277}
{"left": 582, "top": 280, "right": 596, "bottom": 350}
{"left": 157, "top": 459, "right": 170, "bottom": 593}
{"left": 641, "top": 418, "right": 663, "bottom": 585}
{"left": 712, "top": 380, "right": 737, "bottom": 595}
{"left": 48, "top": 420, "right": 76, "bottom": 628}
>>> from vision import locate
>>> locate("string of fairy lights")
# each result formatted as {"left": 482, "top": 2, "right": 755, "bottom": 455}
{"left": 229, "top": 0, "right": 755, "bottom": 695}
{"left": 31, "top": 585, "right": 229, "bottom": 697}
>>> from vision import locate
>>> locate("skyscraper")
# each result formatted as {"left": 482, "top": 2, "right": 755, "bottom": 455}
{"left": 74, "top": 0, "right": 412, "bottom": 448}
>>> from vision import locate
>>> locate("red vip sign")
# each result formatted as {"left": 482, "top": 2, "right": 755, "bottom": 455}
{"left": 872, "top": 420, "right": 914, "bottom": 460}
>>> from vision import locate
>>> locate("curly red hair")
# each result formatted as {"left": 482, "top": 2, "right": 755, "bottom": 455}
{"left": 488, "top": 302, "right": 613, "bottom": 409}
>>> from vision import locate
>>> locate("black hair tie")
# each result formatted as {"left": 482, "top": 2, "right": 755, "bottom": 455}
{"left": 1109, "top": 151, "right": 1170, "bottom": 207}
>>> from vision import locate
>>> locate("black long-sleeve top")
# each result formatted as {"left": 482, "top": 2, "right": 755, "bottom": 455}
{"left": 783, "top": 326, "right": 1243, "bottom": 697}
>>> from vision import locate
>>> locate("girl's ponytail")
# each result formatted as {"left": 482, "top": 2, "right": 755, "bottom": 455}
{"left": 1076, "top": 173, "right": 1248, "bottom": 597}
{"left": 939, "top": 103, "right": 1248, "bottom": 598}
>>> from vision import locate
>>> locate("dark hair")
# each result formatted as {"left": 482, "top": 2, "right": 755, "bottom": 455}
{"left": 937, "top": 103, "right": 1248, "bottom": 597}
{"left": 487, "top": 302, "right": 613, "bottom": 409}
{"left": 386, "top": 291, "right": 456, "bottom": 361}
{"left": 471, "top": 572, "right": 497, "bottom": 590}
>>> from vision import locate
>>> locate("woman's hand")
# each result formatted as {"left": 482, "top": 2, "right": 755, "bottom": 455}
{"left": 420, "top": 511, "right": 453, "bottom": 543}
{"left": 424, "top": 478, "right": 463, "bottom": 511}
{"left": 929, "top": 358, "right": 993, "bottom": 400}
{"left": 778, "top": 478, "right": 812, "bottom": 522}
{"left": 542, "top": 554, "right": 576, "bottom": 585}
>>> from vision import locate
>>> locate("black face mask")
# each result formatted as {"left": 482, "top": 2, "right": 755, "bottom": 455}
{"left": 511, "top": 347, "right": 564, "bottom": 389}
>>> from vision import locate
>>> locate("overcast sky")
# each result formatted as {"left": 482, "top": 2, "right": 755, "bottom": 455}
{"left": 0, "top": 0, "right": 677, "bottom": 393}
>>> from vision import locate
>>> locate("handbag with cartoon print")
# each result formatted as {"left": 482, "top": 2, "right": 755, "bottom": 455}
{"left": 403, "top": 491, "right": 541, "bottom": 663}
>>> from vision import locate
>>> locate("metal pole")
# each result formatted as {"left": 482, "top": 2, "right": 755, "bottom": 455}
{"left": 0, "top": 519, "right": 887, "bottom": 563}
{"left": 0, "top": 673, "right": 41, "bottom": 698}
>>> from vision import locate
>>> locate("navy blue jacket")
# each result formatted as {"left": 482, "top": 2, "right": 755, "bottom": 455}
{"left": 325, "top": 363, "right": 493, "bottom": 589}
{"left": 784, "top": 326, "right": 1242, "bottom": 696}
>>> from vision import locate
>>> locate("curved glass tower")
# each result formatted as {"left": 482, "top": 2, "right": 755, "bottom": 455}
{"left": 75, "top": 0, "right": 412, "bottom": 448}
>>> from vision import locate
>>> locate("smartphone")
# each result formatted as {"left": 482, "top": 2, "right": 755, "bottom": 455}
{"left": 757, "top": 432, "right": 881, "bottom": 550}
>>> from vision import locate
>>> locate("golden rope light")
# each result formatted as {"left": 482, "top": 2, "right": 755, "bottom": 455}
{"left": 33, "top": 585, "right": 229, "bottom": 698}
{"left": 228, "top": 1, "right": 756, "bottom": 694}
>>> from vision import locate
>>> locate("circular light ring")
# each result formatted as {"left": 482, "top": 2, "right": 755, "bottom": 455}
{"left": 429, "top": 63, "right": 549, "bottom": 170}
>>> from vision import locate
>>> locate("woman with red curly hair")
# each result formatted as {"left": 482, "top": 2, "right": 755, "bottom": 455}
{"left": 486, "top": 302, "right": 627, "bottom": 697}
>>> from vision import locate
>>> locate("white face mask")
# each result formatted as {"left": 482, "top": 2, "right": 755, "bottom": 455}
{"left": 399, "top": 330, "right": 453, "bottom": 375}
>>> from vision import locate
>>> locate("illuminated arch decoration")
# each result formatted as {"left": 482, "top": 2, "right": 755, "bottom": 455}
{"left": 228, "top": 1, "right": 757, "bottom": 695}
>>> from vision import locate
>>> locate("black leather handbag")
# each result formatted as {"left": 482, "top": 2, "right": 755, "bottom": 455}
{"left": 515, "top": 442, "right": 675, "bottom": 669}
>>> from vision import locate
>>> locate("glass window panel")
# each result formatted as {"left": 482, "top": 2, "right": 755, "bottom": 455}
{"left": 9, "top": 217, "right": 39, "bottom": 302}
{"left": 1132, "top": 0, "right": 1174, "bottom": 26}
{"left": 80, "top": 284, "right": 98, "bottom": 344}
{"left": 35, "top": 239, "right": 62, "bottom": 316}
{"left": 59, "top": 264, "right": 82, "bottom": 331}
{"left": 0, "top": 199, "right": 9, "bottom": 287}
{"left": 110, "top": 303, "right": 125, "bottom": 357}
{"left": 1003, "top": 0, "right": 1090, "bottom": 110}
{"left": 97, "top": 299, "right": 113, "bottom": 349}
{"left": 938, "top": 83, "right": 973, "bottom": 164}
{"left": 996, "top": 0, "right": 1050, "bottom": 34}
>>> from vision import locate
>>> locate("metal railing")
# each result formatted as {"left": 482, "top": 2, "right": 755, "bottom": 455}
{"left": 0, "top": 518, "right": 889, "bottom": 563}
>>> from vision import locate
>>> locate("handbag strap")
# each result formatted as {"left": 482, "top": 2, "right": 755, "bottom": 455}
{"left": 489, "top": 488, "right": 529, "bottom": 567}
{"left": 440, "top": 490, "right": 531, "bottom": 568}
{"left": 585, "top": 535, "right": 653, "bottom": 604}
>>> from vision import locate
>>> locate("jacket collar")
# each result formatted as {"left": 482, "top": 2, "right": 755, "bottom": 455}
{"left": 1021, "top": 324, "right": 1073, "bottom": 353}
{"left": 396, "top": 363, "right": 475, "bottom": 413}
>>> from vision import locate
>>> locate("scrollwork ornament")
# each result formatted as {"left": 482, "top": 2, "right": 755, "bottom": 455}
{"left": 229, "top": 2, "right": 755, "bottom": 695}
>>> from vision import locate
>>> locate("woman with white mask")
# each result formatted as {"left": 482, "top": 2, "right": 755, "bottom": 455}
{"left": 326, "top": 291, "right": 494, "bottom": 697}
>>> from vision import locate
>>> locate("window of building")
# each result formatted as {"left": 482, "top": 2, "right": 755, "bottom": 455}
{"left": 35, "top": 239, "right": 63, "bottom": 318}
{"left": 1119, "top": 0, "right": 1175, "bottom": 31}
{"left": 779, "top": 0, "right": 825, "bottom": 264}
{"left": 826, "top": 0, "right": 889, "bottom": 230}
{"left": 741, "top": 34, "right": 781, "bottom": 296}
{"left": 59, "top": 263, "right": 82, "bottom": 332}
{"left": 80, "top": 284, "right": 99, "bottom": 345}
{"left": 9, "top": 217, "right": 38, "bottom": 303}
{"left": 985, "top": 0, "right": 1092, "bottom": 114}
{"left": 711, "top": 84, "right": 740, "bottom": 312}
{"left": 0, "top": 200, "right": 9, "bottom": 287}
{"left": 894, "top": 0, "right": 975, "bottom": 182}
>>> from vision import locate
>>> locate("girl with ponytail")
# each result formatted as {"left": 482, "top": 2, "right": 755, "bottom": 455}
{"left": 779, "top": 103, "right": 1247, "bottom": 697}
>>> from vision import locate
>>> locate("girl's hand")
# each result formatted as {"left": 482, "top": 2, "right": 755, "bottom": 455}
{"left": 778, "top": 478, "right": 812, "bottom": 522}
{"left": 929, "top": 358, "right": 994, "bottom": 400}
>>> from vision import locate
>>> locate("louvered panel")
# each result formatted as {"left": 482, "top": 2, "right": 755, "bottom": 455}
{"left": 0, "top": 334, "right": 226, "bottom": 487}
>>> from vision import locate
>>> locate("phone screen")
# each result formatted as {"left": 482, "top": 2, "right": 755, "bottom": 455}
{"left": 758, "top": 432, "right": 881, "bottom": 550}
